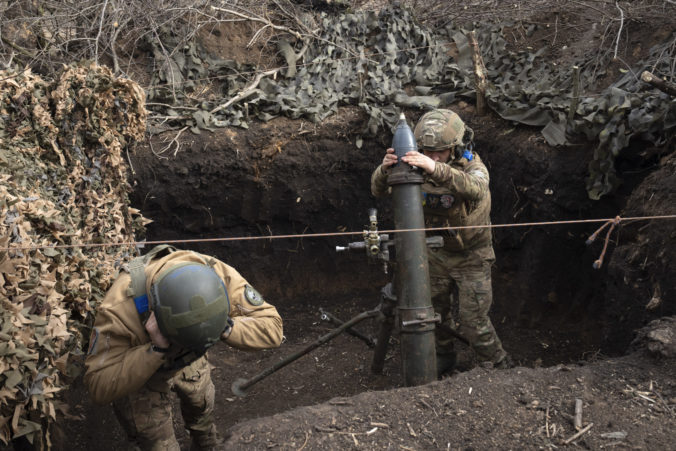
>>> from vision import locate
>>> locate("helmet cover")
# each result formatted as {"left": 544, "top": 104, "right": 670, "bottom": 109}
{"left": 413, "top": 109, "right": 466, "bottom": 151}
{"left": 150, "top": 262, "right": 230, "bottom": 351}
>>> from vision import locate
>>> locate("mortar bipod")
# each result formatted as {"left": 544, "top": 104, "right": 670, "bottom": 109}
{"left": 319, "top": 307, "right": 376, "bottom": 348}
{"left": 371, "top": 282, "right": 397, "bottom": 374}
{"left": 231, "top": 308, "right": 380, "bottom": 397}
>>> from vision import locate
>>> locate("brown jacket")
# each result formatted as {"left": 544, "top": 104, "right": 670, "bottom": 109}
{"left": 84, "top": 250, "right": 283, "bottom": 404}
{"left": 371, "top": 152, "right": 493, "bottom": 253}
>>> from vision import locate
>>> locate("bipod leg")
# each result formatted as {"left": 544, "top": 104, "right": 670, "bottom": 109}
{"left": 320, "top": 308, "right": 376, "bottom": 347}
{"left": 371, "top": 282, "right": 397, "bottom": 374}
{"left": 232, "top": 307, "right": 380, "bottom": 397}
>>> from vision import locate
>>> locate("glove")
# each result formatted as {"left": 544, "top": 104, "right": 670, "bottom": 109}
{"left": 221, "top": 317, "right": 234, "bottom": 340}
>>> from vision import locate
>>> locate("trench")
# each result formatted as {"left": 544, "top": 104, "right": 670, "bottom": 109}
{"left": 128, "top": 113, "right": 640, "bottom": 365}
{"left": 98, "top": 111, "right": 655, "bottom": 446}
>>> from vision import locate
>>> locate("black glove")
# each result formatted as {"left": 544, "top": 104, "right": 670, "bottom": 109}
{"left": 222, "top": 317, "right": 234, "bottom": 339}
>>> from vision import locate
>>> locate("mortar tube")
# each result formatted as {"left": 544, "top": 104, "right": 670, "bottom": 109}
{"left": 388, "top": 113, "right": 437, "bottom": 386}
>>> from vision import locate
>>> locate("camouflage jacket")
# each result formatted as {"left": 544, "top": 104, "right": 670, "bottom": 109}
{"left": 371, "top": 151, "right": 493, "bottom": 253}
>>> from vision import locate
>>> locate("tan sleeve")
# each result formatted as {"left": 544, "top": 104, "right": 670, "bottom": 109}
{"left": 370, "top": 164, "right": 391, "bottom": 198}
{"left": 429, "top": 159, "right": 489, "bottom": 202}
{"left": 83, "top": 277, "right": 165, "bottom": 405}
{"left": 213, "top": 261, "right": 283, "bottom": 350}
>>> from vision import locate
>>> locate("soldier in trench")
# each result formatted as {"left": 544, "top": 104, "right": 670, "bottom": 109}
{"left": 371, "top": 109, "right": 512, "bottom": 374}
{"left": 84, "top": 245, "right": 283, "bottom": 450}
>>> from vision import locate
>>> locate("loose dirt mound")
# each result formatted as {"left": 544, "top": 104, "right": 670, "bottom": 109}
{"left": 225, "top": 348, "right": 675, "bottom": 450}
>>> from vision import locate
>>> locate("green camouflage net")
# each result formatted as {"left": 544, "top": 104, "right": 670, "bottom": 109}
{"left": 147, "top": 4, "right": 675, "bottom": 200}
{"left": 450, "top": 25, "right": 676, "bottom": 200}
{"left": 0, "top": 62, "right": 149, "bottom": 447}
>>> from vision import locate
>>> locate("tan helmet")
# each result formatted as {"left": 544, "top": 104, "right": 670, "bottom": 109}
{"left": 413, "top": 109, "right": 466, "bottom": 151}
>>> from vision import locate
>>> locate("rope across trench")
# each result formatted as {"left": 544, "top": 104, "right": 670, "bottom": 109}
{"left": 3, "top": 214, "right": 675, "bottom": 269}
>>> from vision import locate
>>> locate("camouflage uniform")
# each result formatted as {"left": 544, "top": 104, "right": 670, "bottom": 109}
{"left": 371, "top": 150, "right": 507, "bottom": 366}
{"left": 84, "top": 250, "right": 283, "bottom": 450}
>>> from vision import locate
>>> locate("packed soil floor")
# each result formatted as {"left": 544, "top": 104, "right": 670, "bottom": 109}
{"left": 60, "top": 300, "right": 675, "bottom": 450}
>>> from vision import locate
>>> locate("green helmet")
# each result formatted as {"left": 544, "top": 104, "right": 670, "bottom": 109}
{"left": 413, "top": 109, "right": 466, "bottom": 151}
{"left": 149, "top": 262, "right": 230, "bottom": 351}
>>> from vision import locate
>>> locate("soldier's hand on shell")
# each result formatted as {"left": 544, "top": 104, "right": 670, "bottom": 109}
{"left": 382, "top": 148, "right": 398, "bottom": 168}
{"left": 401, "top": 151, "right": 435, "bottom": 174}
{"left": 145, "top": 312, "right": 171, "bottom": 349}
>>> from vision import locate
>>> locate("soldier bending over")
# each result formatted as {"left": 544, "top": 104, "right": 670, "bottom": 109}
{"left": 85, "top": 246, "right": 283, "bottom": 450}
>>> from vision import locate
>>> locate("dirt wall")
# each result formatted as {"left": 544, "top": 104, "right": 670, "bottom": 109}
{"left": 129, "top": 102, "right": 674, "bottom": 361}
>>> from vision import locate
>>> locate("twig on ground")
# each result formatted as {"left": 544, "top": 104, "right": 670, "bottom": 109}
{"left": 564, "top": 422, "right": 593, "bottom": 444}
{"left": 406, "top": 423, "right": 417, "bottom": 437}
{"left": 370, "top": 422, "right": 390, "bottom": 428}
{"left": 419, "top": 399, "right": 438, "bottom": 417}
{"left": 574, "top": 398, "right": 583, "bottom": 430}
{"left": 652, "top": 390, "right": 675, "bottom": 417}
{"left": 297, "top": 431, "right": 310, "bottom": 451}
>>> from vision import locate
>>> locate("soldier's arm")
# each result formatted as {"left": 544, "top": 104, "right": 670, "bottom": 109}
{"left": 214, "top": 261, "right": 283, "bottom": 350}
{"left": 429, "top": 160, "right": 489, "bottom": 201}
{"left": 84, "top": 307, "right": 165, "bottom": 405}
{"left": 224, "top": 301, "right": 283, "bottom": 350}
{"left": 370, "top": 164, "right": 391, "bottom": 198}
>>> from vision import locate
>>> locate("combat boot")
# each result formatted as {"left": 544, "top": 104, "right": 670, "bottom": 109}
{"left": 189, "top": 425, "right": 226, "bottom": 451}
{"left": 495, "top": 354, "right": 514, "bottom": 369}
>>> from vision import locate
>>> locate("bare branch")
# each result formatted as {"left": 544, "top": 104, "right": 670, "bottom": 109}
{"left": 211, "top": 5, "right": 302, "bottom": 40}
{"left": 210, "top": 68, "right": 279, "bottom": 115}
{"left": 641, "top": 70, "right": 676, "bottom": 96}
{"left": 209, "top": 37, "right": 310, "bottom": 115}
{"left": 613, "top": 1, "right": 624, "bottom": 60}
{"left": 94, "top": 0, "right": 110, "bottom": 66}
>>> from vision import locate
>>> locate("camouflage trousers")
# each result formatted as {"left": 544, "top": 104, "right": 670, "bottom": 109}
{"left": 112, "top": 356, "right": 221, "bottom": 451}
{"left": 428, "top": 246, "right": 507, "bottom": 364}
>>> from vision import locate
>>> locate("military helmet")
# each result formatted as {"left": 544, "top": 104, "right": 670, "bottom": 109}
{"left": 149, "top": 262, "right": 230, "bottom": 351}
{"left": 413, "top": 109, "right": 466, "bottom": 151}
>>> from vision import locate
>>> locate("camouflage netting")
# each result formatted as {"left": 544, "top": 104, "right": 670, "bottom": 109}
{"left": 0, "top": 63, "right": 148, "bottom": 447}
{"left": 147, "top": 4, "right": 675, "bottom": 199}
